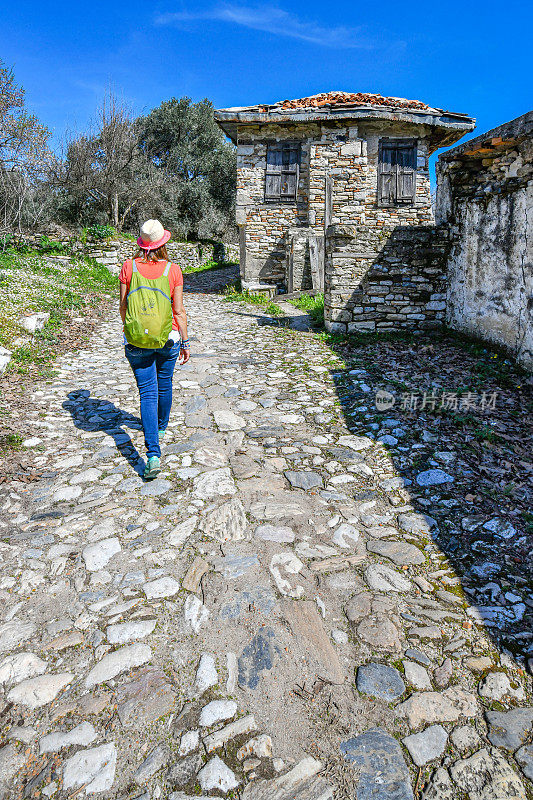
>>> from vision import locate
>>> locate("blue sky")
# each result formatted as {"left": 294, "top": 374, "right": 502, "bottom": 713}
{"left": 2, "top": 0, "right": 532, "bottom": 175}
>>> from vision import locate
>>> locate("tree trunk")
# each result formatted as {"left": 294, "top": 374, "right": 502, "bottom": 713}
{"left": 110, "top": 192, "right": 119, "bottom": 229}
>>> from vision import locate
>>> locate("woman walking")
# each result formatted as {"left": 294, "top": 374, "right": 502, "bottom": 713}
{"left": 119, "top": 220, "right": 190, "bottom": 480}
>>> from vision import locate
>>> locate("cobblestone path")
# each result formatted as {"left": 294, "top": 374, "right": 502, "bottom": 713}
{"left": 1, "top": 285, "right": 532, "bottom": 800}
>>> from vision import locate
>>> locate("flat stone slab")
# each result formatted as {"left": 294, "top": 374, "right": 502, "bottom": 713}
{"left": 249, "top": 493, "right": 307, "bottom": 520}
{"left": 485, "top": 708, "right": 533, "bottom": 751}
{"left": 220, "top": 586, "right": 276, "bottom": 619}
{"left": 82, "top": 537, "right": 121, "bottom": 571}
{"left": 195, "top": 654, "right": 218, "bottom": 693}
{"left": 403, "top": 725, "right": 448, "bottom": 766}
{"left": 449, "top": 747, "right": 527, "bottom": 800}
{"left": 218, "top": 553, "right": 260, "bottom": 579}
{"left": 106, "top": 619, "right": 156, "bottom": 645}
{"left": 62, "top": 743, "right": 117, "bottom": 794}
{"left": 203, "top": 714, "right": 257, "bottom": 753}
{"left": 254, "top": 524, "right": 295, "bottom": 543}
{"left": 241, "top": 757, "right": 333, "bottom": 800}
{"left": 140, "top": 478, "right": 173, "bottom": 496}
{"left": 284, "top": 470, "right": 323, "bottom": 490}
{"left": 143, "top": 576, "right": 180, "bottom": 599}
{"left": 365, "top": 564, "right": 412, "bottom": 592}
{"left": 0, "top": 622, "right": 37, "bottom": 654}
{"left": 39, "top": 721, "right": 97, "bottom": 754}
{"left": 198, "top": 755, "right": 239, "bottom": 793}
{"left": 199, "top": 699, "right": 237, "bottom": 727}
{"left": 283, "top": 600, "right": 345, "bottom": 684}
{"left": 366, "top": 539, "right": 425, "bottom": 566}
{"left": 341, "top": 728, "right": 414, "bottom": 800}
{"left": 515, "top": 745, "right": 533, "bottom": 782}
{"left": 133, "top": 743, "right": 170, "bottom": 785}
{"left": 416, "top": 469, "right": 454, "bottom": 486}
{"left": 397, "top": 688, "right": 478, "bottom": 728}
{"left": 213, "top": 409, "right": 246, "bottom": 431}
{"left": 357, "top": 615, "right": 402, "bottom": 653}
{"left": 356, "top": 662, "right": 405, "bottom": 701}
{"left": 200, "top": 498, "right": 247, "bottom": 542}
{"left": 0, "top": 743, "right": 25, "bottom": 788}
{"left": 193, "top": 468, "right": 236, "bottom": 498}
{"left": 116, "top": 667, "right": 176, "bottom": 727}
{"left": 7, "top": 673, "right": 73, "bottom": 709}
{"left": 182, "top": 558, "right": 210, "bottom": 593}
{"left": 0, "top": 652, "right": 47, "bottom": 686}
{"left": 85, "top": 644, "right": 151, "bottom": 687}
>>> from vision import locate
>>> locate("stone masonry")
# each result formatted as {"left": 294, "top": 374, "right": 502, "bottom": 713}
{"left": 325, "top": 223, "right": 449, "bottom": 334}
{"left": 8, "top": 232, "right": 239, "bottom": 276}
{"left": 436, "top": 111, "right": 533, "bottom": 370}
{"left": 215, "top": 92, "right": 474, "bottom": 298}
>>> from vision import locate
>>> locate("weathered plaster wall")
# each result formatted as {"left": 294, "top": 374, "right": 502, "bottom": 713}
{"left": 235, "top": 120, "right": 434, "bottom": 289}
{"left": 437, "top": 112, "right": 533, "bottom": 370}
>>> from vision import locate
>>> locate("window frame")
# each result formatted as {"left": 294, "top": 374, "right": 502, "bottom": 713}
{"left": 377, "top": 138, "right": 418, "bottom": 207}
{"left": 264, "top": 141, "right": 301, "bottom": 204}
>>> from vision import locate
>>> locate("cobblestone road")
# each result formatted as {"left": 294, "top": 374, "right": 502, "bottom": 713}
{"left": 0, "top": 281, "right": 532, "bottom": 799}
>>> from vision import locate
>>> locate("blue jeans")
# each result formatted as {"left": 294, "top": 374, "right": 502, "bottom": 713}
{"left": 125, "top": 340, "right": 181, "bottom": 458}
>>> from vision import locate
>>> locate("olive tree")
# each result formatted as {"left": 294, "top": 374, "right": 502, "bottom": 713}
{"left": 0, "top": 59, "right": 51, "bottom": 232}
{"left": 138, "top": 97, "right": 236, "bottom": 240}
{"left": 51, "top": 92, "right": 157, "bottom": 231}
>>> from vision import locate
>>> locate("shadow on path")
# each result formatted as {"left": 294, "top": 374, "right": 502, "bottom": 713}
{"left": 183, "top": 264, "right": 239, "bottom": 295}
{"left": 325, "top": 329, "right": 532, "bottom": 664}
{"left": 63, "top": 390, "right": 145, "bottom": 476}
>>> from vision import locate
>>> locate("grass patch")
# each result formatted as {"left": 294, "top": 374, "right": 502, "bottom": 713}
{"left": 0, "top": 433, "right": 23, "bottom": 455}
{"left": 288, "top": 292, "right": 325, "bottom": 325}
{"left": 223, "top": 280, "right": 283, "bottom": 315}
{"left": 0, "top": 248, "right": 117, "bottom": 372}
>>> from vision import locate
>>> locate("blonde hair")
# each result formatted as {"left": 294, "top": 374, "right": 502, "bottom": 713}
{"left": 134, "top": 244, "right": 169, "bottom": 263}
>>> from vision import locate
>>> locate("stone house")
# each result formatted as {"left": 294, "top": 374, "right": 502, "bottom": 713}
{"left": 214, "top": 91, "right": 475, "bottom": 309}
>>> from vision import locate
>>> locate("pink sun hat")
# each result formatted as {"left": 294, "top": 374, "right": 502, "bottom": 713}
{"left": 137, "top": 219, "right": 171, "bottom": 250}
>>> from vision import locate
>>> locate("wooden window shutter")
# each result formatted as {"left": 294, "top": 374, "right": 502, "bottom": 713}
{"left": 378, "top": 139, "right": 417, "bottom": 206}
{"left": 265, "top": 143, "right": 300, "bottom": 201}
{"left": 265, "top": 145, "right": 283, "bottom": 200}
{"left": 378, "top": 144, "right": 395, "bottom": 206}
{"left": 396, "top": 143, "right": 417, "bottom": 203}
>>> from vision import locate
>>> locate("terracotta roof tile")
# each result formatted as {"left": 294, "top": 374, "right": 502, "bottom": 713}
{"left": 257, "top": 91, "right": 433, "bottom": 113}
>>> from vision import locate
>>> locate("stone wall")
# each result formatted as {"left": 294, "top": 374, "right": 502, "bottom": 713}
{"left": 324, "top": 224, "right": 448, "bottom": 334}
{"left": 5, "top": 233, "right": 238, "bottom": 276}
{"left": 236, "top": 120, "right": 434, "bottom": 290}
{"left": 436, "top": 112, "right": 533, "bottom": 370}
{"left": 85, "top": 240, "right": 226, "bottom": 276}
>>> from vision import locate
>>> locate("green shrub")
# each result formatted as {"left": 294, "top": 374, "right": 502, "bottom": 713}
{"left": 289, "top": 292, "right": 324, "bottom": 324}
{"left": 84, "top": 224, "right": 116, "bottom": 241}
{"left": 38, "top": 236, "right": 67, "bottom": 254}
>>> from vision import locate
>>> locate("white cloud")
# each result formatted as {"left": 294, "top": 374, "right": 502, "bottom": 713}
{"left": 156, "top": 4, "right": 374, "bottom": 49}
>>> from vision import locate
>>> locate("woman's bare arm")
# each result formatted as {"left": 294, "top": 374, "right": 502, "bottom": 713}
{"left": 173, "top": 284, "right": 190, "bottom": 364}
{"left": 119, "top": 282, "right": 128, "bottom": 324}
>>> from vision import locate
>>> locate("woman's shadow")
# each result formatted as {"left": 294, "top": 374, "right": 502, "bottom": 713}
{"left": 63, "top": 390, "right": 145, "bottom": 476}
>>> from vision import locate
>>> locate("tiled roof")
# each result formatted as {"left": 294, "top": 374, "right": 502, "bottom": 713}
{"left": 257, "top": 91, "right": 434, "bottom": 113}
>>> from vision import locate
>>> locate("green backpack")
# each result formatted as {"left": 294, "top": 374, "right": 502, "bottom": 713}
{"left": 124, "top": 260, "right": 173, "bottom": 348}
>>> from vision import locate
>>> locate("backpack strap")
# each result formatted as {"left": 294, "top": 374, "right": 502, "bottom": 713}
{"left": 162, "top": 261, "right": 171, "bottom": 277}
{"left": 131, "top": 258, "right": 138, "bottom": 274}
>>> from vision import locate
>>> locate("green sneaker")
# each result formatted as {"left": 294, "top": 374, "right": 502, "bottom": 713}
{"left": 144, "top": 456, "right": 161, "bottom": 480}
{"left": 158, "top": 429, "right": 166, "bottom": 439}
